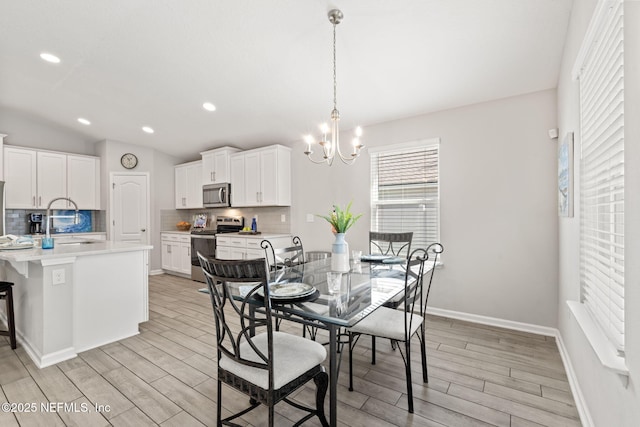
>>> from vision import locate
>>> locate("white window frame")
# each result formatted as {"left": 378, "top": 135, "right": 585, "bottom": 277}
{"left": 369, "top": 138, "right": 440, "bottom": 251}
{"left": 568, "top": 0, "right": 627, "bottom": 378}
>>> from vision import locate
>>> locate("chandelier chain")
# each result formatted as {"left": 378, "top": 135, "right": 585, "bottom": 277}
{"left": 333, "top": 21, "right": 337, "bottom": 111}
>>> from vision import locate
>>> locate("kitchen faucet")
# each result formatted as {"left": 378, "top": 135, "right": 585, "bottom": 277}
{"left": 45, "top": 197, "right": 80, "bottom": 239}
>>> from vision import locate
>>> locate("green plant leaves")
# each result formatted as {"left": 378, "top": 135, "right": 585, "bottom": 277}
{"left": 316, "top": 201, "right": 362, "bottom": 233}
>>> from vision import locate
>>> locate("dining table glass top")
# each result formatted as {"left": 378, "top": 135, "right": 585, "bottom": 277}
{"left": 227, "top": 257, "right": 413, "bottom": 328}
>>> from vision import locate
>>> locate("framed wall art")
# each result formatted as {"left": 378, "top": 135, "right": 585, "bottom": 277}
{"left": 558, "top": 132, "right": 574, "bottom": 217}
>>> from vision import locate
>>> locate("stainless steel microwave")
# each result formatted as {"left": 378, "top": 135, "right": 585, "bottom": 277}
{"left": 203, "top": 183, "right": 231, "bottom": 207}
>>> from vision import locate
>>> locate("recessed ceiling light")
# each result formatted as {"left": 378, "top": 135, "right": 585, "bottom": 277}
{"left": 77, "top": 118, "right": 91, "bottom": 125}
{"left": 142, "top": 126, "right": 154, "bottom": 134}
{"left": 203, "top": 102, "right": 216, "bottom": 112}
{"left": 40, "top": 52, "right": 61, "bottom": 63}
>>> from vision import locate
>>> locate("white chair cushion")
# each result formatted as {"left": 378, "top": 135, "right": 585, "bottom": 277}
{"left": 219, "top": 331, "right": 326, "bottom": 390}
{"left": 350, "top": 307, "right": 423, "bottom": 341}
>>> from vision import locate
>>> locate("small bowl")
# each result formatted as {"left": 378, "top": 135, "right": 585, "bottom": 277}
{"left": 176, "top": 223, "right": 191, "bottom": 231}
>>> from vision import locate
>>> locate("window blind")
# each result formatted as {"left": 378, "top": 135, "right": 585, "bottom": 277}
{"left": 370, "top": 142, "right": 439, "bottom": 250}
{"left": 579, "top": 0, "right": 625, "bottom": 351}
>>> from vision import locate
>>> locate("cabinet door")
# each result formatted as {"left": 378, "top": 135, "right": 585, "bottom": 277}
{"left": 175, "top": 166, "right": 187, "bottom": 208}
{"left": 179, "top": 242, "right": 191, "bottom": 274}
{"left": 201, "top": 152, "right": 215, "bottom": 185}
{"left": 216, "top": 246, "right": 232, "bottom": 259}
{"left": 186, "top": 162, "right": 203, "bottom": 208}
{"left": 67, "top": 155, "right": 100, "bottom": 209}
{"left": 259, "top": 148, "right": 279, "bottom": 205}
{"left": 37, "top": 151, "right": 67, "bottom": 209}
{"left": 230, "top": 154, "right": 246, "bottom": 206}
{"left": 161, "top": 241, "right": 172, "bottom": 270}
{"left": 244, "top": 151, "right": 261, "bottom": 206}
{"left": 212, "top": 151, "right": 231, "bottom": 183}
{"left": 3, "top": 147, "right": 37, "bottom": 208}
{"left": 245, "top": 249, "right": 265, "bottom": 261}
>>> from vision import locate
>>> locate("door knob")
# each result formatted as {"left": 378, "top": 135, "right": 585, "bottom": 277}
{"left": 141, "top": 229, "right": 146, "bottom": 232}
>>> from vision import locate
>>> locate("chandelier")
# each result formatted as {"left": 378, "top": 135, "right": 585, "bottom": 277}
{"left": 304, "top": 9, "right": 364, "bottom": 166}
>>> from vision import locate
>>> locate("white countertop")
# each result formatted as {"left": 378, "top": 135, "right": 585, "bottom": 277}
{"left": 160, "top": 230, "right": 191, "bottom": 235}
{"left": 0, "top": 239, "right": 152, "bottom": 263}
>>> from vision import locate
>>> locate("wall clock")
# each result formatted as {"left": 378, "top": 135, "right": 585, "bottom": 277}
{"left": 121, "top": 153, "right": 138, "bottom": 169}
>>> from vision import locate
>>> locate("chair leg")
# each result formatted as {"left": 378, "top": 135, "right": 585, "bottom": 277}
{"left": 420, "top": 326, "right": 428, "bottom": 383}
{"left": 216, "top": 379, "right": 223, "bottom": 426}
{"left": 348, "top": 333, "right": 354, "bottom": 392}
{"left": 314, "top": 370, "right": 329, "bottom": 427}
{"left": 6, "top": 287, "right": 16, "bottom": 349}
{"left": 371, "top": 335, "right": 376, "bottom": 365}
{"left": 405, "top": 340, "right": 414, "bottom": 413}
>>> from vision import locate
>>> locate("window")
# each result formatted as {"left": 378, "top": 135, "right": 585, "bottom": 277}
{"left": 370, "top": 139, "right": 440, "bottom": 250}
{"left": 577, "top": 0, "right": 625, "bottom": 351}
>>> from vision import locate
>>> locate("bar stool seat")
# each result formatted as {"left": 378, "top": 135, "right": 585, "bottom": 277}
{"left": 0, "top": 281, "right": 16, "bottom": 349}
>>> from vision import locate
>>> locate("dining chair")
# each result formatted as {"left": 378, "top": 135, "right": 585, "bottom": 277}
{"left": 369, "top": 231, "right": 413, "bottom": 258}
{"left": 261, "top": 236, "right": 305, "bottom": 278}
{"left": 198, "top": 253, "right": 329, "bottom": 426}
{"left": 368, "top": 231, "right": 413, "bottom": 362}
{"left": 347, "top": 243, "right": 444, "bottom": 413}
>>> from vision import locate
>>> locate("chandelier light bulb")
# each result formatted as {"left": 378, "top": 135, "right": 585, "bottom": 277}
{"left": 320, "top": 123, "right": 330, "bottom": 134}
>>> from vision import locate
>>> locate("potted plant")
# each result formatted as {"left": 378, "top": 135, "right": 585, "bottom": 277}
{"left": 318, "top": 202, "right": 362, "bottom": 272}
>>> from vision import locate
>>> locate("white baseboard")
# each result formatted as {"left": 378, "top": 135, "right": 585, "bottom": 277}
{"left": 426, "top": 306, "right": 557, "bottom": 337}
{"left": 554, "top": 331, "right": 593, "bottom": 427}
{"left": 426, "top": 306, "right": 591, "bottom": 427}
{"left": 149, "top": 269, "right": 165, "bottom": 276}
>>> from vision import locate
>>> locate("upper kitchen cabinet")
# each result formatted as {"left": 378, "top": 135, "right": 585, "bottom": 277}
{"left": 67, "top": 155, "right": 100, "bottom": 209}
{"left": 3, "top": 146, "right": 101, "bottom": 210}
{"left": 175, "top": 160, "right": 203, "bottom": 209}
{"left": 4, "top": 146, "right": 37, "bottom": 208}
{"left": 230, "top": 144, "right": 291, "bottom": 207}
{"left": 201, "top": 146, "right": 239, "bottom": 185}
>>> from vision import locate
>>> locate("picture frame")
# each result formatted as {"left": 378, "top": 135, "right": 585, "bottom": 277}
{"left": 558, "top": 132, "right": 574, "bottom": 217}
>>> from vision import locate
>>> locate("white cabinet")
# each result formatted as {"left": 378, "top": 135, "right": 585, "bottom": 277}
{"left": 37, "top": 151, "right": 67, "bottom": 208}
{"left": 230, "top": 145, "right": 291, "bottom": 207}
{"left": 3, "top": 147, "right": 37, "bottom": 208}
{"left": 161, "top": 233, "right": 191, "bottom": 275}
{"left": 175, "top": 160, "right": 203, "bottom": 209}
{"left": 3, "top": 146, "right": 100, "bottom": 209}
{"left": 201, "top": 147, "right": 239, "bottom": 185}
{"left": 67, "top": 155, "right": 100, "bottom": 209}
{"left": 216, "top": 234, "right": 292, "bottom": 264}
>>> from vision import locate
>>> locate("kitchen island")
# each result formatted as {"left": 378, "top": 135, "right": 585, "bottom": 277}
{"left": 0, "top": 239, "right": 152, "bottom": 367}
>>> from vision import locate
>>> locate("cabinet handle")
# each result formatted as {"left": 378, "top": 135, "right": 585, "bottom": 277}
{"left": 39, "top": 196, "right": 41, "bottom": 206}
{"left": 168, "top": 246, "right": 172, "bottom": 253}
{"left": 33, "top": 196, "right": 36, "bottom": 206}
{"left": 188, "top": 247, "right": 190, "bottom": 256}
{"left": 212, "top": 171, "right": 215, "bottom": 182}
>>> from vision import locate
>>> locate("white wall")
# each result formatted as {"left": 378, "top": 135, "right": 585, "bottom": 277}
{"left": 0, "top": 106, "right": 96, "bottom": 155}
{"left": 96, "top": 139, "right": 178, "bottom": 272}
{"left": 291, "top": 89, "right": 559, "bottom": 327}
{"left": 557, "top": 0, "right": 640, "bottom": 425}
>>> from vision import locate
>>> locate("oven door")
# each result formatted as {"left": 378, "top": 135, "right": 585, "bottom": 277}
{"left": 191, "top": 235, "right": 216, "bottom": 282}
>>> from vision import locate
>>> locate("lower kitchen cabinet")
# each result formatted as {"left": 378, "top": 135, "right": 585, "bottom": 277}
{"left": 161, "top": 232, "right": 191, "bottom": 275}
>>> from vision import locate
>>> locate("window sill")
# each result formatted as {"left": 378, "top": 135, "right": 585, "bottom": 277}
{"left": 567, "top": 301, "right": 629, "bottom": 382}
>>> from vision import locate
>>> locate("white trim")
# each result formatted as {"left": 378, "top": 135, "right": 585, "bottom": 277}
{"left": 149, "top": 269, "right": 165, "bottom": 276}
{"left": 572, "top": 0, "right": 621, "bottom": 79}
{"left": 554, "top": 328, "right": 595, "bottom": 427}
{"left": 426, "top": 306, "right": 557, "bottom": 337}
{"left": 566, "top": 300, "right": 629, "bottom": 376}
{"left": 367, "top": 137, "right": 440, "bottom": 155}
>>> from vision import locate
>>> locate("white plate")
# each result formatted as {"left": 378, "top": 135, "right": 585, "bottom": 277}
{"left": 361, "top": 254, "right": 391, "bottom": 261}
{"left": 0, "top": 243, "right": 35, "bottom": 250}
{"left": 257, "top": 282, "right": 316, "bottom": 299}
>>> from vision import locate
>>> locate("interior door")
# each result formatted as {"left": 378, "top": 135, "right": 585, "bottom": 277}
{"left": 111, "top": 173, "right": 149, "bottom": 244}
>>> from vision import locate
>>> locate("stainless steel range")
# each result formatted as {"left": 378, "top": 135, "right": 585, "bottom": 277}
{"left": 190, "top": 216, "right": 244, "bottom": 282}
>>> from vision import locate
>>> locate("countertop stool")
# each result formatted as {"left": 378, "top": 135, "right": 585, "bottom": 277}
{"left": 0, "top": 281, "right": 16, "bottom": 349}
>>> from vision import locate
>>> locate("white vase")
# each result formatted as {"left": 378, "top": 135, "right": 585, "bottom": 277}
{"left": 331, "top": 233, "right": 350, "bottom": 272}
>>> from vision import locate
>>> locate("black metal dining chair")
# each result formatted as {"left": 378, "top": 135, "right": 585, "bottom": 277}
{"left": 368, "top": 231, "right": 413, "bottom": 362}
{"left": 347, "top": 243, "right": 444, "bottom": 413}
{"left": 261, "top": 236, "right": 305, "bottom": 274}
{"left": 198, "top": 253, "right": 329, "bottom": 426}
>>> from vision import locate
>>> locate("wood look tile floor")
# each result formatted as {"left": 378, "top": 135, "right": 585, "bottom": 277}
{"left": 0, "top": 274, "right": 581, "bottom": 426}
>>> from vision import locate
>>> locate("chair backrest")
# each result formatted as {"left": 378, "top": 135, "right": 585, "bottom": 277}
{"left": 305, "top": 250, "right": 331, "bottom": 263}
{"left": 369, "top": 232, "right": 413, "bottom": 258}
{"left": 197, "top": 253, "right": 275, "bottom": 383}
{"left": 261, "top": 236, "right": 305, "bottom": 271}
{"left": 403, "top": 243, "right": 444, "bottom": 340}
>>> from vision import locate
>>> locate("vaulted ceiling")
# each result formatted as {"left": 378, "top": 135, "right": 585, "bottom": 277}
{"left": 0, "top": 0, "right": 572, "bottom": 159}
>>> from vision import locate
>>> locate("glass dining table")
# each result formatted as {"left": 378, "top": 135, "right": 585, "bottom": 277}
{"left": 227, "top": 257, "right": 419, "bottom": 427}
